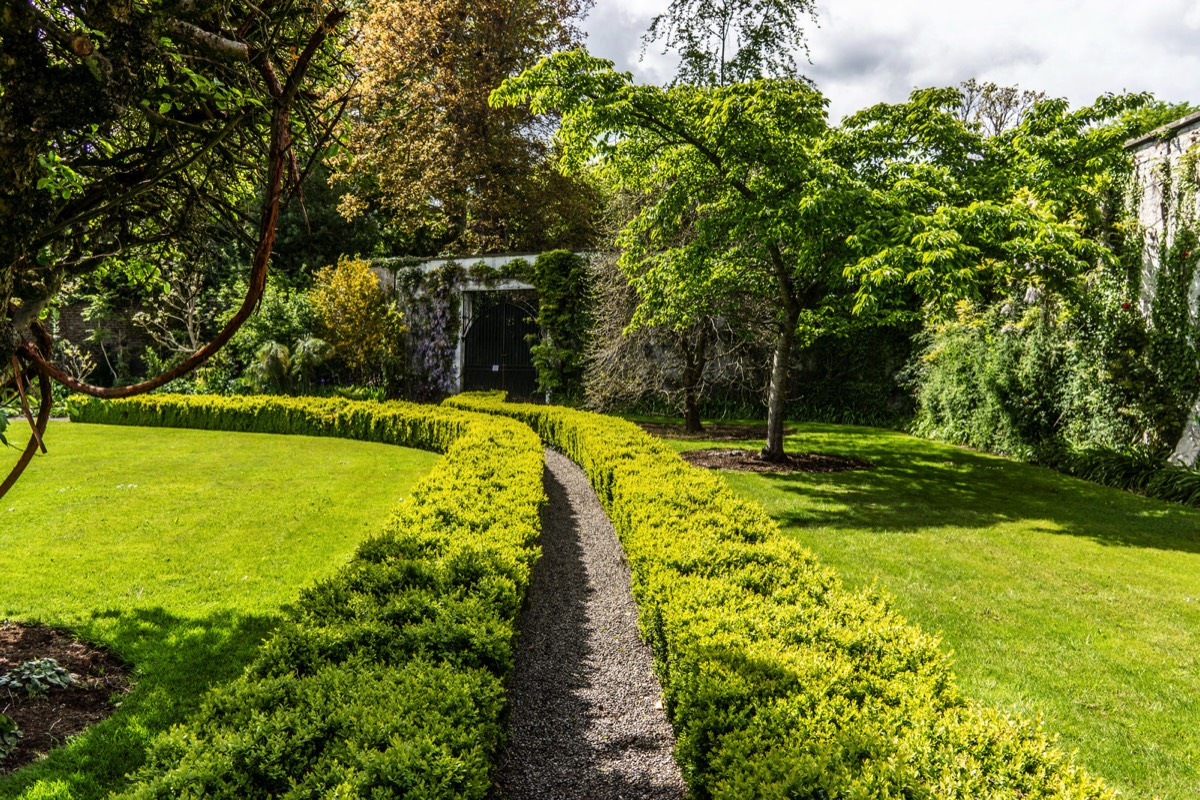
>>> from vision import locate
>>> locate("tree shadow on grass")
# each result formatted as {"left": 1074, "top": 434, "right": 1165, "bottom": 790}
{"left": 756, "top": 433, "right": 1200, "bottom": 555}
{"left": 0, "top": 606, "right": 281, "bottom": 800}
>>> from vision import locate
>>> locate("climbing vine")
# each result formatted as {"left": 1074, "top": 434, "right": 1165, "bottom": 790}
{"left": 394, "top": 262, "right": 462, "bottom": 402}
{"left": 911, "top": 134, "right": 1200, "bottom": 466}
{"left": 387, "top": 251, "right": 593, "bottom": 402}
{"left": 526, "top": 251, "right": 592, "bottom": 403}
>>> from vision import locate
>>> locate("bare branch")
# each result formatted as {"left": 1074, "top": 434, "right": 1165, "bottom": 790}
{"left": 160, "top": 18, "right": 249, "bottom": 62}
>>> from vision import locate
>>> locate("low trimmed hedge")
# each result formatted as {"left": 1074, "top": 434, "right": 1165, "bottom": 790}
{"left": 446, "top": 392, "right": 1114, "bottom": 800}
{"left": 68, "top": 394, "right": 544, "bottom": 798}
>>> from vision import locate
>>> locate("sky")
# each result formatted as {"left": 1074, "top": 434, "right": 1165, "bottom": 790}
{"left": 581, "top": 0, "right": 1200, "bottom": 123}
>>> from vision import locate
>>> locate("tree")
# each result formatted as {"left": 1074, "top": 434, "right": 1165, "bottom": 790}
{"left": 642, "top": 0, "right": 817, "bottom": 87}
{"left": 310, "top": 257, "right": 404, "bottom": 387}
{"left": 588, "top": 183, "right": 773, "bottom": 432}
{"left": 585, "top": 248, "right": 770, "bottom": 430}
{"left": 846, "top": 93, "right": 1160, "bottom": 318}
{"left": 954, "top": 78, "right": 1045, "bottom": 136}
{"left": 0, "top": 0, "right": 350, "bottom": 496}
{"left": 495, "top": 52, "right": 871, "bottom": 459}
{"left": 337, "top": 0, "right": 598, "bottom": 255}
{"left": 584, "top": 0, "right": 819, "bottom": 435}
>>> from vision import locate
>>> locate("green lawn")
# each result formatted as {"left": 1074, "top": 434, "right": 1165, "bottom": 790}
{"left": 661, "top": 421, "right": 1200, "bottom": 800}
{"left": 0, "top": 421, "right": 438, "bottom": 799}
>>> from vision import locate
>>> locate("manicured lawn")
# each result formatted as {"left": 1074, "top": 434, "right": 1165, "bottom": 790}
{"left": 660, "top": 421, "right": 1200, "bottom": 800}
{"left": 0, "top": 421, "right": 439, "bottom": 799}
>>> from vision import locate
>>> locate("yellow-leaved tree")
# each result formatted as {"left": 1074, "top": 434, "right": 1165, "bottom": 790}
{"left": 310, "top": 258, "right": 406, "bottom": 388}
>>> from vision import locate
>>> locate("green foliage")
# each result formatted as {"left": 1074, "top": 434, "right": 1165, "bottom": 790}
{"left": 447, "top": 392, "right": 1113, "bottom": 799}
{"left": 846, "top": 92, "right": 1156, "bottom": 316}
{"left": 224, "top": 280, "right": 318, "bottom": 374}
{"left": 0, "top": 659, "right": 75, "bottom": 698}
{"left": 311, "top": 258, "right": 406, "bottom": 390}
{"left": 906, "top": 126, "right": 1200, "bottom": 496}
{"left": 0, "top": 420, "right": 437, "bottom": 799}
{"left": 124, "top": 663, "right": 503, "bottom": 799}
{"left": 247, "top": 338, "right": 333, "bottom": 395}
{"left": 0, "top": 715, "right": 22, "bottom": 761}
{"left": 1144, "top": 229, "right": 1200, "bottom": 448}
{"left": 69, "top": 394, "right": 543, "bottom": 798}
{"left": 910, "top": 304, "right": 1071, "bottom": 460}
{"left": 527, "top": 251, "right": 592, "bottom": 402}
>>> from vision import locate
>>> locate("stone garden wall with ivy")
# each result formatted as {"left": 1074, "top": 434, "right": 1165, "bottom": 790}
{"left": 908, "top": 112, "right": 1200, "bottom": 502}
{"left": 1129, "top": 113, "right": 1200, "bottom": 465}
{"left": 382, "top": 251, "right": 592, "bottom": 403}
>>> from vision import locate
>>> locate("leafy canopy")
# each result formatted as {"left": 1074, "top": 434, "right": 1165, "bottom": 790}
{"left": 845, "top": 91, "right": 1160, "bottom": 317}
{"left": 337, "top": 0, "right": 597, "bottom": 255}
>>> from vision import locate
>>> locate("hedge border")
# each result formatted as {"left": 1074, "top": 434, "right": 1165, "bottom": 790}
{"left": 446, "top": 391, "right": 1114, "bottom": 800}
{"left": 67, "top": 394, "right": 544, "bottom": 799}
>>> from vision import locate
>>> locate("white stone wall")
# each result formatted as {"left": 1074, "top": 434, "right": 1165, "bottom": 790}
{"left": 1128, "top": 113, "right": 1200, "bottom": 466}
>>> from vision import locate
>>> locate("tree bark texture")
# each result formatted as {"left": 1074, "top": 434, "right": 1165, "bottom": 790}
{"left": 763, "top": 245, "right": 800, "bottom": 462}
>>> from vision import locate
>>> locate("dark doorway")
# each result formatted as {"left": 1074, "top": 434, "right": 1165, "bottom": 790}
{"left": 463, "top": 294, "right": 540, "bottom": 398}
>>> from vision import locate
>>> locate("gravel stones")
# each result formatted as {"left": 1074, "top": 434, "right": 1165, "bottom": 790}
{"left": 491, "top": 450, "right": 686, "bottom": 800}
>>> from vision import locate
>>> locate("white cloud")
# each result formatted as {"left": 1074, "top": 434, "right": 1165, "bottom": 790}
{"left": 582, "top": 0, "right": 1200, "bottom": 123}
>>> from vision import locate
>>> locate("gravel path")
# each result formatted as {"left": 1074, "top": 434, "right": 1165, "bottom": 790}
{"left": 491, "top": 450, "right": 687, "bottom": 800}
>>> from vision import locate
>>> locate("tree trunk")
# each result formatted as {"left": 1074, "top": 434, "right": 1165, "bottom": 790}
{"left": 762, "top": 242, "right": 801, "bottom": 463}
{"left": 761, "top": 317, "right": 795, "bottom": 462}
{"left": 683, "top": 388, "right": 703, "bottom": 434}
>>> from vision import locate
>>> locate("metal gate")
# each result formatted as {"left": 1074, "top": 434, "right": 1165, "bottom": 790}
{"left": 462, "top": 297, "right": 539, "bottom": 398}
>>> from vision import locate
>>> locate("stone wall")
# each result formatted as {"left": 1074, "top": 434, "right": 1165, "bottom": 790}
{"left": 54, "top": 302, "right": 153, "bottom": 384}
{"left": 1127, "top": 112, "right": 1200, "bottom": 466}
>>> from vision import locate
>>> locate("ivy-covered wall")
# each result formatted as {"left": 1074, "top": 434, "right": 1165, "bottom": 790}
{"left": 380, "top": 251, "right": 592, "bottom": 403}
{"left": 1129, "top": 113, "right": 1200, "bottom": 465}
{"left": 908, "top": 113, "right": 1200, "bottom": 473}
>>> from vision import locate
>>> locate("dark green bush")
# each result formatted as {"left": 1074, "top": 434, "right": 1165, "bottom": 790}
{"left": 70, "top": 394, "right": 543, "bottom": 799}
{"left": 448, "top": 392, "right": 1114, "bottom": 800}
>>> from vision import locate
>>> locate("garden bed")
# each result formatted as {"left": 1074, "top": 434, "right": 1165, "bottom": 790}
{"left": 679, "top": 447, "right": 872, "bottom": 473}
{"left": 0, "top": 622, "right": 130, "bottom": 774}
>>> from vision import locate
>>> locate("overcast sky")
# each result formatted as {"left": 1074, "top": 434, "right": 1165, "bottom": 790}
{"left": 581, "top": 0, "right": 1200, "bottom": 123}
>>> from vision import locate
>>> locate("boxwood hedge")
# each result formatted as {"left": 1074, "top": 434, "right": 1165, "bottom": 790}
{"left": 67, "top": 394, "right": 544, "bottom": 799}
{"left": 446, "top": 392, "right": 1114, "bottom": 800}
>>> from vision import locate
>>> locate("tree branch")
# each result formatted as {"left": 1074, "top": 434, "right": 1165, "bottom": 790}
{"left": 160, "top": 18, "right": 249, "bottom": 62}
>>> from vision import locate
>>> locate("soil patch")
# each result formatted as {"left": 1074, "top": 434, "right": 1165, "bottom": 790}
{"left": 0, "top": 622, "right": 131, "bottom": 774}
{"left": 637, "top": 422, "right": 789, "bottom": 441}
{"left": 680, "top": 448, "right": 873, "bottom": 474}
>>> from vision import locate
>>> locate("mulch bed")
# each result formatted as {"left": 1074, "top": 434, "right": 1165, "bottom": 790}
{"left": 679, "top": 448, "right": 873, "bottom": 474}
{"left": 0, "top": 622, "right": 131, "bottom": 773}
{"left": 638, "top": 422, "right": 785, "bottom": 441}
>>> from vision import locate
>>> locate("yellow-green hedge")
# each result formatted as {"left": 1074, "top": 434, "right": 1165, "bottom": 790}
{"left": 69, "top": 394, "right": 544, "bottom": 798}
{"left": 446, "top": 392, "right": 1113, "bottom": 800}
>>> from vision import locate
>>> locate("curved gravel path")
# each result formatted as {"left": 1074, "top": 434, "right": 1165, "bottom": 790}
{"left": 491, "top": 449, "right": 687, "bottom": 800}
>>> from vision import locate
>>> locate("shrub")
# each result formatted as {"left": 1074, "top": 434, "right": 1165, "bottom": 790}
{"left": 0, "top": 715, "right": 21, "bottom": 761}
{"left": 447, "top": 391, "right": 1114, "bottom": 800}
{"left": 310, "top": 257, "right": 406, "bottom": 389}
{"left": 70, "top": 394, "right": 542, "bottom": 799}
